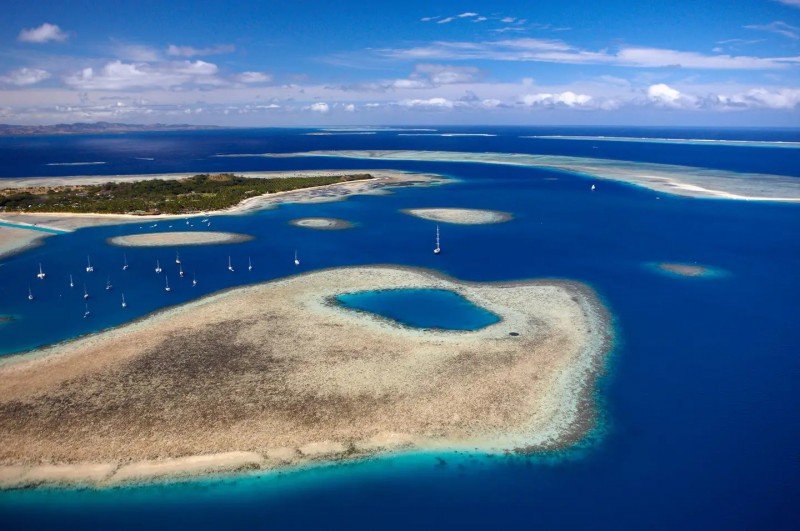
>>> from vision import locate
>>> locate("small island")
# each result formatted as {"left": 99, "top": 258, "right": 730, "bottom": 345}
{"left": 289, "top": 217, "right": 354, "bottom": 230}
{"left": 0, "top": 266, "right": 610, "bottom": 489}
{"left": 108, "top": 232, "right": 254, "bottom": 247}
{"left": 0, "top": 173, "right": 373, "bottom": 216}
{"left": 402, "top": 208, "right": 513, "bottom": 225}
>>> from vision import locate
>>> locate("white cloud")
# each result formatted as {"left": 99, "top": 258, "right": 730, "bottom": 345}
{"left": 307, "top": 102, "right": 330, "bottom": 113}
{"left": 520, "top": 91, "right": 593, "bottom": 108}
{"left": 167, "top": 44, "right": 235, "bottom": 57}
{"left": 744, "top": 21, "right": 800, "bottom": 40}
{"left": 116, "top": 44, "right": 161, "bottom": 62}
{"left": 646, "top": 83, "right": 696, "bottom": 108}
{"left": 413, "top": 63, "right": 481, "bottom": 84}
{"left": 704, "top": 87, "right": 800, "bottom": 110}
{"left": 399, "top": 97, "right": 456, "bottom": 109}
{"left": 64, "top": 60, "right": 223, "bottom": 90}
{"left": 0, "top": 68, "right": 51, "bottom": 86}
{"left": 774, "top": 0, "right": 800, "bottom": 7}
{"left": 343, "top": 103, "right": 356, "bottom": 112}
{"left": 457, "top": 12, "right": 478, "bottom": 18}
{"left": 378, "top": 39, "right": 800, "bottom": 69}
{"left": 236, "top": 71, "right": 272, "bottom": 84}
{"left": 18, "top": 23, "right": 68, "bottom": 43}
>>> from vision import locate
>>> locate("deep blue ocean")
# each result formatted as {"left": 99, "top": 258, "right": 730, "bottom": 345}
{"left": 0, "top": 126, "right": 798, "bottom": 530}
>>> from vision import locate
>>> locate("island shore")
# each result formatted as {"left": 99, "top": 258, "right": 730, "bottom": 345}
{"left": 289, "top": 218, "right": 354, "bottom": 230}
{"left": 402, "top": 208, "right": 513, "bottom": 225}
{"left": 0, "top": 169, "right": 447, "bottom": 259}
{"left": 108, "top": 231, "right": 254, "bottom": 247}
{"left": 248, "top": 150, "right": 800, "bottom": 202}
{"left": 0, "top": 266, "right": 611, "bottom": 489}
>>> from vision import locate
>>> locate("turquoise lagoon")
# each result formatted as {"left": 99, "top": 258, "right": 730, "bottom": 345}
{"left": 0, "top": 127, "right": 798, "bottom": 530}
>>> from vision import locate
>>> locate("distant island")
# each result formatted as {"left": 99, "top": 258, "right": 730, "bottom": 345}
{"left": 0, "top": 122, "right": 226, "bottom": 137}
{"left": 0, "top": 173, "right": 373, "bottom": 215}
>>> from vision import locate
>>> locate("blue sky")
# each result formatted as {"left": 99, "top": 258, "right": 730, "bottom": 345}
{"left": 0, "top": 0, "right": 798, "bottom": 126}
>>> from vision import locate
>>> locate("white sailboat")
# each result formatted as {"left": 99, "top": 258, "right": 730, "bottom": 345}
{"left": 123, "top": 253, "right": 128, "bottom": 271}
{"left": 106, "top": 277, "right": 112, "bottom": 290}
{"left": 294, "top": 250, "right": 300, "bottom": 266}
{"left": 179, "top": 264, "right": 185, "bottom": 278}
{"left": 248, "top": 257, "right": 253, "bottom": 271}
{"left": 86, "top": 255, "right": 94, "bottom": 273}
{"left": 36, "top": 263, "right": 46, "bottom": 279}
{"left": 192, "top": 272, "right": 197, "bottom": 287}
{"left": 83, "top": 284, "right": 89, "bottom": 300}
{"left": 175, "top": 252, "right": 181, "bottom": 265}
{"left": 69, "top": 274, "right": 74, "bottom": 288}
{"left": 591, "top": 184, "right": 596, "bottom": 191}
{"left": 433, "top": 225, "right": 441, "bottom": 254}
{"left": 121, "top": 293, "right": 127, "bottom": 308}
{"left": 84, "top": 303, "right": 90, "bottom": 318}
{"left": 155, "top": 260, "right": 162, "bottom": 274}
{"left": 165, "top": 275, "right": 172, "bottom": 292}
{"left": 228, "top": 256, "right": 235, "bottom": 272}
{"left": 27, "top": 286, "right": 34, "bottom": 301}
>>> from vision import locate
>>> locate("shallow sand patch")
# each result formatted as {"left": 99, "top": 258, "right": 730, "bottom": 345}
{"left": 0, "top": 226, "right": 53, "bottom": 259}
{"left": 108, "top": 231, "right": 253, "bottom": 247}
{"left": 289, "top": 217, "right": 354, "bottom": 230}
{"left": 0, "top": 266, "right": 611, "bottom": 489}
{"left": 653, "top": 262, "right": 721, "bottom": 278}
{"left": 403, "top": 208, "right": 512, "bottom": 225}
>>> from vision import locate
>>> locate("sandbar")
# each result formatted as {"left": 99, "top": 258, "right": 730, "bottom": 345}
{"left": 108, "top": 231, "right": 254, "bottom": 247}
{"left": 289, "top": 218, "right": 354, "bottom": 230}
{"left": 402, "top": 208, "right": 512, "bottom": 225}
{"left": 0, "top": 266, "right": 610, "bottom": 489}
{"left": 653, "top": 262, "right": 718, "bottom": 278}
{"left": 0, "top": 226, "right": 53, "bottom": 260}
{"left": 247, "top": 150, "right": 800, "bottom": 202}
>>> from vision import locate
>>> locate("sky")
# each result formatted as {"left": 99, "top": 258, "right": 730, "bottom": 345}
{"left": 0, "top": 0, "right": 799, "bottom": 126}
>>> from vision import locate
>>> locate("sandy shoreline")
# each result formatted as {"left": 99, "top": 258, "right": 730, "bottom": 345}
{"left": 0, "top": 265, "right": 611, "bottom": 489}
{"left": 402, "top": 208, "right": 513, "bottom": 225}
{"left": 108, "top": 231, "right": 254, "bottom": 247}
{"left": 0, "top": 169, "right": 448, "bottom": 259}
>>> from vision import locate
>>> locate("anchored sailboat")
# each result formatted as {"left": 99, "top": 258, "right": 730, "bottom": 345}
{"left": 192, "top": 272, "right": 197, "bottom": 287}
{"left": 155, "top": 260, "right": 162, "bottom": 274}
{"left": 165, "top": 275, "right": 172, "bottom": 292}
{"left": 175, "top": 252, "right": 181, "bottom": 265}
{"left": 121, "top": 293, "right": 127, "bottom": 308}
{"left": 248, "top": 257, "right": 253, "bottom": 271}
{"left": 36, "top": 263, "right": 46, "bottom": 279}
{"left": 84, "top": 303, "right": 90, "bottom": 318}
{"left": 123, "top": 253, "right": 128, "bottom": 271}
{"left": 179, "top": 264, "right": 185, "bottom": 278}
{"left": 27, "top": 286, "right": 33, "bottom": 301}
{"left": 228, "top": 256, "right": 234, "bottom": 272}
{"left": 69, "top": 274, "right": 74, "bottom": 288}
{"left": 86, "top": 256, "right": 94, "bottom": 273}
{"left": 83, "top": 284, "right": 89, "bottom": 300}
{"left": 106, "top": 277, "right": 112, "bottom": 290}
{"left": 433, "top": 225, "right": 441, "bottom": 254}
{"left": 294, "top": 250, "right": 300, "bottom": 266}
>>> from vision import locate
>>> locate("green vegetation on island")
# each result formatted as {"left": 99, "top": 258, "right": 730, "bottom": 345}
{"left": 0, "top": 173, "right": 373, "bottom": 215}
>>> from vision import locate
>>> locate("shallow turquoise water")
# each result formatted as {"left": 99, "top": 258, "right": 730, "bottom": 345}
{"left": 0, "top": 127, "right": 798, "bottom": 530}
{"left": 336, "top": 288, "right": 500, "bottom": 330}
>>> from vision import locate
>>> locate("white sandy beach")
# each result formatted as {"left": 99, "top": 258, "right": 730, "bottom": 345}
{"left": 403, "top": 208, "right": 513, "bottom": 224}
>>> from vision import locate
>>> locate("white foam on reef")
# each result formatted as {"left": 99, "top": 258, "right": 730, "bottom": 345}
{"left": 523, "top": 135, "right": 800, "bottom": 148}
{"left": 45, "top": 161, "right": 107, "bottom": 166}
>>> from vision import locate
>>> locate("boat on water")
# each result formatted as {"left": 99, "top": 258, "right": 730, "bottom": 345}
{"left": 228, "top": 256, "right": 235, "bottom": 272}
{"left": 248, "top": 257, "right": 253, "bottom": 271}
{"left": 294, "top": 250, "right": 300, "bottom": 266}
{"left": 434, "top": 225, "right": 441, "bottom": 254}
{"left": 175, "top": 252, "right": 181, "bottom": 265}
{"left": 165, "top": 276, "right": 172, "bottom": 292}
{"left": 86, "top": 256, "right": 94, "bottom": 273}
{"left": 106, "top": 278, "right": 112, "bottom": 290}
{"left": 121, "top": 293, "right": 127, "bottom": 308}
{"left": 83, "top": 285, "right": 89, "bottom": 300}
{"left": 69, "top": 274, "right": 74, "bottom": 288}
{"left": 123, "top": 253, "right": 128, "bottom": 271}
{"left": 155, "top": 260, "right": 162, "bottom": 274}
{"left": 36, "top": 263, "right": 46, "bottom": 280}
{"left": 192, "top": 272, "right": 197, "bottom": 287}
{"left": 83, "top": 303, "right": 90, "bottom": 318}
{"left": 27, "top": 286, "right": 33, "bottom": 301}
{"left": 179, "top": 264, "right": 185, "bottom": 278}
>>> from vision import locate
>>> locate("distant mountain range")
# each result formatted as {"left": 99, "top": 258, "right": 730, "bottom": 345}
{"left": 0, "top": 122, "right": 227, "bottom": 136}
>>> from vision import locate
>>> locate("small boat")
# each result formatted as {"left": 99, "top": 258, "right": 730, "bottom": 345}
{"left": 69, "top": 274, "right": 74, "bottom": 288}
{"left": 248, "top": 257, "right": 253, "bottom": 272}
{"left": 106, "top": 278, "right": 112, "bottom": 290}
{"left": 83, "top": 284, "right": 89, "bottom": 300}
{"left": 122, "top": 253, "right": 128, "bottom": 271}
{"left": 27, "top": 286, "right": 34, "bottom": 301}
{"left": 175, "top": 252, "right": 181, "bottom": 265}
{"left": 192, "top": 272, "right": 197, "bottom": 287}
{"left": 36, "top": 263, "right": 46, "bottom": 280}
{"left": 86, "top": 256, "right": 94, "bottom": 273}
{"left": 591, "top": 184, "right": 596, "bottom": 191}
{"left": 165, "top": 275, "right": 172, "bottom": 292}
{"left": 294, "top": 250, "right": 300, "bottom": 266}
{"left": 155, "top": 260, "right": 162, "bottom": 274}
{"left": 179, "top": 264, "right": 185, "bottom": 278}
{"left": 201, "top": 218, "right": 209, "bottom": 223}
{"left": 121, "top": 293, "right": 127, "bottom": 308}
{"left": 433, "top": 225, "right": 441, "bottom": 255}
{"left": 228, "top": 256, "right": 235, "bottom": 272}
{"left": 84, "top": 303, "right": 90, "bottom": 318}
